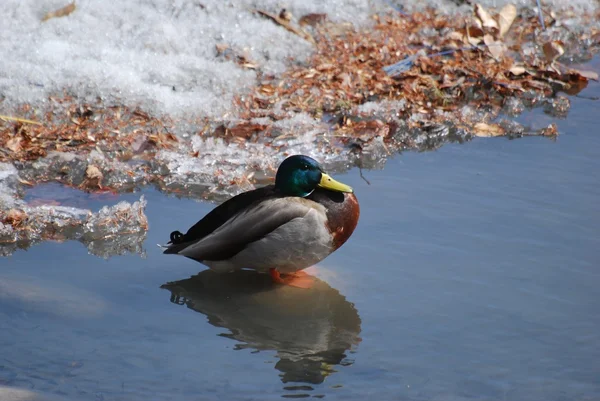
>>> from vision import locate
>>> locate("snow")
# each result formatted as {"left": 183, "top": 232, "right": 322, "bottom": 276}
{"left": 0, "top": 0, "right": 383, "bottom": 119}
{"left": 3, "top": 0, "right": 596, "bottom": 121}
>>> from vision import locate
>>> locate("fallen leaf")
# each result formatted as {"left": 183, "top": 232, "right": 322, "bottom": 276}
{"left": 86, "top": 165, "right": 102, "bottom": 179}
{"left": 509, "top": 63, "right": 527, "bottom": 75}
{"left": 465, "top": 25, "right": 484, "bottom": 46}
{"left": 83, "top": 165, "right": 103, "bottom": 189}
{"left": 540, "top": 123, "right": 558, "bottom": 137}
{"left": 440, "top": 75, "right": 466, "bottom": 89}
{"left": 525, "top": 80, "right": 551, "bottom": 90}
{"left": 498, "top": 4, "right": 517, "bottom": 38}
{"left": 215, "top": 43, "right": 230, "bottom": 54}
{"left": 42, "top": 2, "right": 76, "bottom": 22}
{"left": 336, "top": 72, "right": 352, "bottom": 87}
{"left": 542, "top": 41, "right": 564, "bottom": 64}
{"left": 6, "top": 137, "right": 22, "bottom": 153}
{"left": 5, "top": 209, "right": 27, "bottom": 228}
{"left": 484, "top": 34, "right": 504, "bottom": 60}
{"left": 298, "top": 13, "right": 327, "bottom": 27}
{"left": 18, "top": 178, "right": 34, "bottom": 186}
{"left": 572, "top": 69, "right": 599, "bottom": 81}
{"left": 475, "top": 4, "right": 498, "bottom": 30}
{"left": 229, "top": 123, "right": 268, "bottom": 139}
{"left": 446, "top": 31, "right": 465, "bottom": 42}
{"left": 316, "top": 63, "right": 336, "bottom": 71}
{"left": 561, "top": 78, "right": 589, "bottom": 96}
{"left": 473, "top": 122, "right": 505, "bottom": 137}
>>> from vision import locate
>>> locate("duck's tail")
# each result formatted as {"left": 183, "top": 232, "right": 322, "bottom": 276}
{"left": 158, "top": 230, "right": 189, "bottom": 253}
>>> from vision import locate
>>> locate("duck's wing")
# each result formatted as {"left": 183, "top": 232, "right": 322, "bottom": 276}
{"left": 164, "top": 185, "right": 277, "bottom": 249}
{"left": 165, "top": 197, "right": 316, "bottom": 261}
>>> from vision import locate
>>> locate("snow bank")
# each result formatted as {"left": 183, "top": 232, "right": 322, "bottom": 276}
{"left": 3, "top": 0, "right": 595, "bottom": 120}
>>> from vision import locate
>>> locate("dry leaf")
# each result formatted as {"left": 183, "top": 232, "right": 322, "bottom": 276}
{"left": 540, "top": 123, "right": 558, "bottom": 137}
{"left": 467, "top": 25, "right": 484, "bottom": 39}
{"left": 465, "top": 25, "right": 484, "bottom": 46}
{"left": 316, "top": 63, "right": 335, "bottom": 71}
{"left": 572, "top": 69, "right": 599, "bottom": 81}
{"left": 474, "top": 122, "right": 505, "bottom": 137}
{"left": 298, "top": 13, "right": 327, "bottom": 27}
{"left": 6, "top": 137, "right": 22, "bottom": 153}
{"left": 215, "top": 43, "right": 229, "bottom": 53}
{"left": 542, "top": 41, "right": 564, "bottom": 64}
{"left": 42, "top": 2, "right": 76, "bottom": 22}
{"left": 467, "top": 36, "right": 482, "bottom": 46}
{"left": 229, "top": 123, "right": 268, "bottom": 139}
{"left": 18, "top": 178, "right": 34, "bottom": 186}
{"left": 484, "top": 34, "right": 504, "bottom": 60}
{"left": 562, "top": 78, "right": 589, "bottom": 95}
{"left": 498, "top": 4, "right": 517, "bottom": 38}
{"left": 446, "top": 31, "right": 465, "bottom": 41}
{"left": 86, "top": 165, "right": 103, "bottom": 179}
{"left": 5, "top": 209, "right": 27, "bottom": 228}
{"left": 509, "top": 63, "right": 527, "bottom": 75}
{"left": 475, "top": 4, "right": 498, "bottom": 30}
{"left": 525, "top": 80, "right": 551, "bottom": 90}
{"left": 84, "top": 165, "right": 103, "bottom": 188}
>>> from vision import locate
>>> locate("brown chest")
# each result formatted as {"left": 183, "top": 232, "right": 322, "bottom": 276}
{"left": 324, "top": 193, "right": 360, "bottom": 250}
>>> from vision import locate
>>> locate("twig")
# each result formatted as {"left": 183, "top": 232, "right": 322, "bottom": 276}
{"left": 535, "top": 0, "right": 546, "bottom": 30}
{"left": 383, "top": 45, "right": 497, "bottom": 78}
{"left": 359, "top": 166, "right": 371, "bottom": 185}
{"left": 0, "top": 115, "right": 43, "bottom": 126}
{"left": 42, "top": 1, "right": 76, "bottom": 22}
{"left": 383, "top": 0, "right": 409, "bottom": 16}
{"left": 574, "top": 94, "right": 600, "bottom": 101}
{"left": 253, "top": 9, "right": 316, "bottom": 45}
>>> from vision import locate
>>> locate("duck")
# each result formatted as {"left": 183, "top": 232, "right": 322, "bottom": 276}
{"left": 163, "top": 155, "right": 360, "bottom": 286}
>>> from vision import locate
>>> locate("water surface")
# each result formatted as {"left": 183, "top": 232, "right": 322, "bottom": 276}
{"left": 1, "top": 81, "right": 599, "bottom": 400}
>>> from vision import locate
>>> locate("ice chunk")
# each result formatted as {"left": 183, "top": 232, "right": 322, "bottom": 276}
{"left": 0, "top": 163, "right": 148, "bottom": 258}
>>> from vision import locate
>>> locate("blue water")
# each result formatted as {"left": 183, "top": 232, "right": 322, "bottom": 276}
{"left": 1, "top": 76, "right": 599, "bottom": 401}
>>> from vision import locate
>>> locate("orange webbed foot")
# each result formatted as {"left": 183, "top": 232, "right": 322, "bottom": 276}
{"left": 269, "top": 268, "right": 315, "bottom": 289}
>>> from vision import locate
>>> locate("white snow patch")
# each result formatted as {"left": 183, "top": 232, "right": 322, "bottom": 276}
{"left": 1, "top": 0, "right": 384, "bottom": 120}
{"left": 1, "top": 0, "right": 597, "bottom": 122}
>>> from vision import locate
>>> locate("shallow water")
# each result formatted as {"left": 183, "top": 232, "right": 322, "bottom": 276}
{"left": 2, "top": 80, "right": 600, "bottom": 400}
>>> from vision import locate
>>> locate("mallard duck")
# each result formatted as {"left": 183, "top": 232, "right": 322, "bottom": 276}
{"left": 163, "top": 155, "right": 360, "bottom": 285}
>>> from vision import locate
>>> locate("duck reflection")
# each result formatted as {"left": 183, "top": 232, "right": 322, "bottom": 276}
{"left": 161, "top": 269, "right": 361, "bottom": 386}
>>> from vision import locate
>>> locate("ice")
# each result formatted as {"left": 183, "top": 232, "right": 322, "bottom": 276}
{"left": 0, "top": 385, "right": 73, "bottom": 401}
{"left": 17, "top": 151, "right": 148, "bottom": 192}
{"left": 156, "top": 112, "right": 370, "bottom": 199}
{"left": 0, "top": 163, "right": 148, "bottom": 258}
{"left": 356, "top": 99, "right": 408, "bottom": 117}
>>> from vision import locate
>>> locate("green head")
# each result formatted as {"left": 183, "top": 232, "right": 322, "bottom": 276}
{"left": 275, "top": 155, "right": 353, "bottom": 197}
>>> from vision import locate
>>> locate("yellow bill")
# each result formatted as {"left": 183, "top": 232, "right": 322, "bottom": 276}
{"left": 318, "top": 173, "right": 353, "bottom": 193}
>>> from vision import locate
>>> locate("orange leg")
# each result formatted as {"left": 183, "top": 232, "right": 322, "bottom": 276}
{"left": 268, "top": 268, "right": 315, "bottom": 289}
{"left": 269, "top": 268, "right": 285, "bottom": 284}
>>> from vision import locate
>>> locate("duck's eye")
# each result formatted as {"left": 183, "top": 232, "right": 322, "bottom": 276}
{"left": 301, "top": 164, "right": 309, "bottom": 170}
